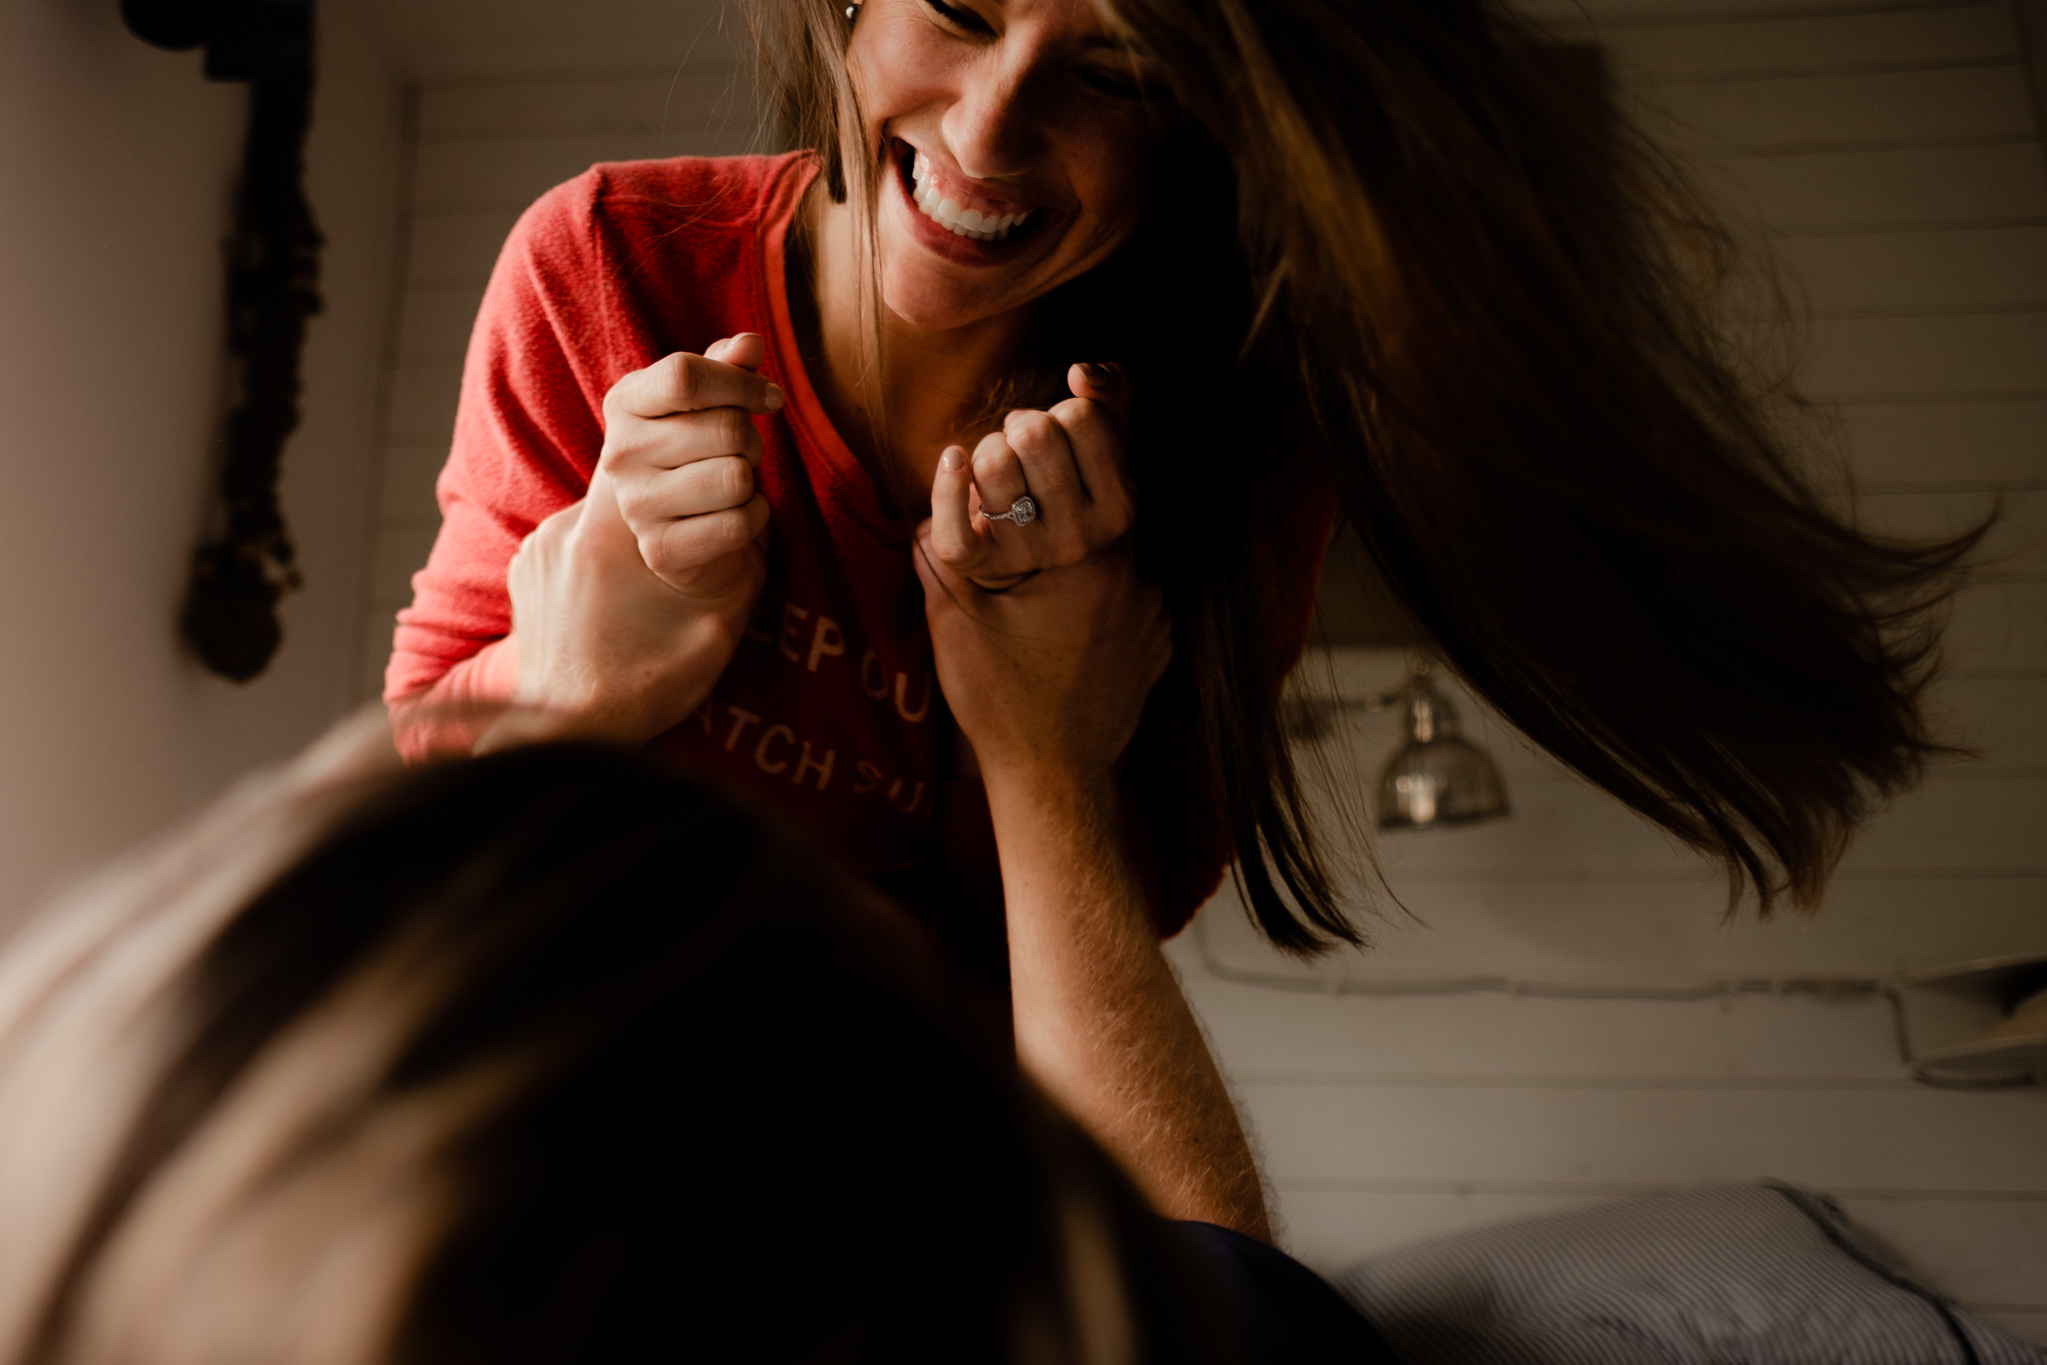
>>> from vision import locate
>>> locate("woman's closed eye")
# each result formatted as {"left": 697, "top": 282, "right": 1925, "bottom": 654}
{"left": 921, "top": 0, "right": 993, "bottom": 36}
{"left": 916, "top": 0, "right": 1158, "bottom": 103}
{"left": 1072, "top": 59, "right": 1147, "bottom": 101}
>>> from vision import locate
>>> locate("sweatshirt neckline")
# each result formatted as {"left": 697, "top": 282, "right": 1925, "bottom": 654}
{"left": 759, "top": 155, "right": 915, "bottom": 549}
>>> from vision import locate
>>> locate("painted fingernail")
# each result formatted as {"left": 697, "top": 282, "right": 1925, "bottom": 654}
{"left": 941, "top": 445, "right": 965, "bottom": 471}
{"left": 764, "top": 383, "right": 785, "bottom": 411}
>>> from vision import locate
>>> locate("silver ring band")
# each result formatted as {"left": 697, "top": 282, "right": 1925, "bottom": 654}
{"left": 980, "top": 495, "right": 1038, "bottom": 528}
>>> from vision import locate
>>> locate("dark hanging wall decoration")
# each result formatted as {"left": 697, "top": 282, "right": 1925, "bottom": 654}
{"left": 123, "top": 0, "right": 324, "bottom": 682}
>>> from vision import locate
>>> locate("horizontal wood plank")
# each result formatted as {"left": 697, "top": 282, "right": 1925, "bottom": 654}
{"left": 1276, "top": 1187, "right": 1620, "bottom": 1272}
{"left": 1302, "top": 645, "right": 2046, "bottom": 778}
{"left": 357, "top": 610, "right": 398, "bottom": 704}
{"left": 377, "top": 442, "right": 451, "bottom": 525}
{"left": 1646, "top": 65, "right": 2036, "bottom": 153}
{"left": 1933, "top": 675, "right": 2047, "bottom": 767}
{"left": 381, "top": 0, "right": 741, "bottom": 84}
{"left": 1187, "top": 873, "right": 2047, "bottom": 980}
{"left": 1801, "top": 312, "right": 2047, "bottom": 400}
{"left": 1714, "top": 144, "right": 2047, "bottom": 232}
{"left": 384, "top": 363, "right": 464, "bottom": 444}
{"left": 404, "top": 209, "right": 522, "bottom": 289}
{"left": 1778, "top": 226, "right": 2047, "bottom": 315}
{"left": 411, "top": 130, "right": 748, "bottom": 213}
{"left": 1293, "top": 771, "right": 2047, "bottom": 878}
{"left": 1858, "top": 489, "right": 2041, "bottom": 576}
{"left": 419, "top": 67, "right": 760, "bottom": 139}
{"left": 1242, "top": 1083, "right": 2047, "bottom": 1192}
{"left": 370, "top": 522, "right": 442, "bottom": 612}
{"left": 1589, "top": 5, "right": 2019, "bottom": 80}
{"left": 1174, "top": 969, "right": 1910, "bottom": 1079}
{"left": 395, "top": 283, "right": 488, "bottom": 363}
{"left": 1525, "top": 0, "right": 1983, "bottom": 24}
{"left": 1948, "top": 580, "right": 2047, "bottom": 669}
{"left": 1837, "top": 399, "right": 2047, "bottom": 484}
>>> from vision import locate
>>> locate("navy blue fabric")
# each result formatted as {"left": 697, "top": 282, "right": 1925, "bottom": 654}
{"left": 1175, "top": 1221, "right": 1403, "bottom": 1363}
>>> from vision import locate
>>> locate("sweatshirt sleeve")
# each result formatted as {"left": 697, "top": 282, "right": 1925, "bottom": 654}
{"left": 384, "top": 171, "right": 628, "bottom": 702}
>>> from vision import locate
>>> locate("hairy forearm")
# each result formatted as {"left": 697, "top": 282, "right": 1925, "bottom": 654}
{"left": 987, "top": 767, "right": 1270, "bottom": 1241}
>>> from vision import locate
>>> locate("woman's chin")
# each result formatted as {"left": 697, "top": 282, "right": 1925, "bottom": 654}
{"left": 878, "top": 270, "right": 1014, "bottom": 334}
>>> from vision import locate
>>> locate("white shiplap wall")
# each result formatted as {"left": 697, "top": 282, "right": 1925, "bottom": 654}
{"left": 358, "top": 5, "right": 2047, "bottom": 1345}
{"left": 1169, "top": 0, "right": 2047, "bottom": 1345}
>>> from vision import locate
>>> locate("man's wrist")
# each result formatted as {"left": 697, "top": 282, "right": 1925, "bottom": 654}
{"left": 980, "top": 759, "right": 1117, "bottom": 818}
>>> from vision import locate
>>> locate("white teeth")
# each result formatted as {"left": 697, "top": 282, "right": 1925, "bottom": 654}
{"left": 906, "top": 151, "right": 1035, "bottom": 243}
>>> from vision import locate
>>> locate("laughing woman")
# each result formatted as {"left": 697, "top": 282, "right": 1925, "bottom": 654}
{"left": 387, "top": 0, "right": 1974, "bottom": 971}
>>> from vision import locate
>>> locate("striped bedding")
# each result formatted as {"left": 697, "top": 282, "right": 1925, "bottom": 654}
{"left": 1332, "top": 1184, "right": 2043, "bottom": 1364}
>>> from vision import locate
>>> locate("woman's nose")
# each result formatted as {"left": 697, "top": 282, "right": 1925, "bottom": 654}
{"left": 941, "top": 52, "right": 1045, "bottom": 180}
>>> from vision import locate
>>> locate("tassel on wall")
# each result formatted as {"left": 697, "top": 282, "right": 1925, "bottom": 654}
{"left": 123, "top": 0, "right": 324, "bottom": 682}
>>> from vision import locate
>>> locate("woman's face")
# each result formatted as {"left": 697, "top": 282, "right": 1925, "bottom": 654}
{"left": 846, "top": 0, "right": 1170, "bottom": 332}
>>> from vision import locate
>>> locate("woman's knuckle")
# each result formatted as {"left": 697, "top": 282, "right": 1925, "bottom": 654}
{"left": 718, "top": 457, "right": 753, "bottom": 505}
{"left": 610, "top": 484, "right": 643, "bottom": 527}
{"left": 933, "top": 533, "right": 974, "bottom": 568}
{"left": 637, "top": 526, "right": 673, "bottom": 573}
{"left": 1006, "top": 409, "right": 1056, "bottom": 451}
{"left": 662, "top": 353, "right": 698, "bottom": 407}
{"left": 712, "top": 508, "right": 752, "bottom": 552}
{"left": 715, "top": 408, "right": 751, "bottom": 449}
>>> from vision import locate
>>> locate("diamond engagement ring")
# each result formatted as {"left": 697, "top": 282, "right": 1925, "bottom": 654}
{"left": 980, "top": 495, "right": 1039, "bottom": 527}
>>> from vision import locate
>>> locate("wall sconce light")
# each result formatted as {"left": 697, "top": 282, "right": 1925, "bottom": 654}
{"left": 1375, "top": 662, "right": 1510, "bottom": 831}
{"left": 1286, "top": 658, "right": 1512, "bottom": 832}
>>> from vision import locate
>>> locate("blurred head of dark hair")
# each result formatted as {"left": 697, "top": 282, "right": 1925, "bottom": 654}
{"left": 0, "top": 732, "right": 1225, "bottom": 1365}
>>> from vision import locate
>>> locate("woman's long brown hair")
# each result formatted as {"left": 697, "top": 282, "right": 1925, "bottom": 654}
{"left": 744, "top": 0, "right": 1983, "bottom": 953}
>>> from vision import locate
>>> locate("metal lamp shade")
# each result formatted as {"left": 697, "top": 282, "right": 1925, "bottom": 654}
{"left": 1375, "top": 675, "right": 1510, "bottom": 830}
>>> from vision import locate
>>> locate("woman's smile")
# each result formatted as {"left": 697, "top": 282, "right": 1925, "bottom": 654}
{"left": 885, "top": 137, "right": 1055, "bottom": 269}
{"left": 906, "top": 145, "right": 1043, "bottom": 243}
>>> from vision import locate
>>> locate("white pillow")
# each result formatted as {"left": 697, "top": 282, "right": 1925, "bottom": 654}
{"left": 1332, "top": 1184, "right": 2043, "bottom": 1364}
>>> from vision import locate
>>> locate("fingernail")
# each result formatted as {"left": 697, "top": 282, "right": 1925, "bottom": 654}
{"left": 1080, "top": 362, "right": 1111, "bottom": 383}
{"left": 941, "top": 445, "right": 964, "bottom": 471}
{"left": 765, "top": 383, "right": 785, "bottom": 411}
